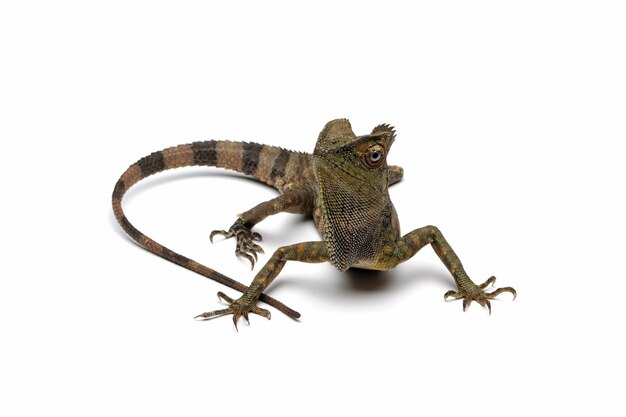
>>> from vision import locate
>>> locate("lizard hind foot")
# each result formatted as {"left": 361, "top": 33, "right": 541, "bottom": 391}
{"left": 194, "top": 291, "right": 271, "bottom": 330}
{"left": 444, "top": 276, "right": 517, "bottom": 314}
{"left": 210, "top": 218, "right": 265, "bottom": 269}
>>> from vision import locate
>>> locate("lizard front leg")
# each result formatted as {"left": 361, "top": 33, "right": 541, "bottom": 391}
{"left": 210, "top": 188, "right": 313, "bottom": 268}
{"left": 388, "top": 165, "right": 404, "bottom": 186}
{"left": 381, "top": 226, "right": 516, "bottom": 313}
{"left": 196, "top": 241, "right": 328, "bottom": 328}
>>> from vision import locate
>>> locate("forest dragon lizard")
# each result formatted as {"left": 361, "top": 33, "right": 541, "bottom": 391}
{"left": 112, "top": 119, "right": 516, "bottom": 327}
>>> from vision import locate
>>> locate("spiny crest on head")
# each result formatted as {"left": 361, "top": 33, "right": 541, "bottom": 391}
{"left": 314, "top": 118, "right": 357, "bottom": 154}
{"left": 371, "top": 123, "right": 397, "bottom": 145}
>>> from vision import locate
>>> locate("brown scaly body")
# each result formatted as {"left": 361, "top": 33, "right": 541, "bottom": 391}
{"left": 113, "top": 119, "right": 516, "bottom": 328}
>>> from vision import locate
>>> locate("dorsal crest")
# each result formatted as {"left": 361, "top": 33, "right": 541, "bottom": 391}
{"left": 314, "top": 119, "right": 397, "bottom": 155}
{"left": 314, "top": 119, "right": 357, "bottom": 154}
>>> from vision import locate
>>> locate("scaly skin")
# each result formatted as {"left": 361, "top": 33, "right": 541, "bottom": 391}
{"left": 112, "top": 119, "right": 516, "bottom": 328}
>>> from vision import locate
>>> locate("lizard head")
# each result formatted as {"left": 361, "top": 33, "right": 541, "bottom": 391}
{"left": 313, "top": 118, "right": 396, "bottom": 186}
{"left": 312, "top": 119, "right": 397, "bottom": 270}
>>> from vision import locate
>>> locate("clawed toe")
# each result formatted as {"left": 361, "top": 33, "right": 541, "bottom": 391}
{"left": 217, "top": 291, "right": 235, "bottom": 304}
{"left": 484, "top": 286, "right": 517, "bottom": 300}
{"left": 474, "top": 298, "right": 492, "bottom": 314}
{"left": 195, "top": 291, "right": 271, "bottom": 330}
{"left": 210, "top": 219, "right": 265, "bottom": 268}
{"left": 478, "top": 276, "right": 496, "bottom": 289}
{"left": 444, "top": 290, "right": 461, "bottom": 300}
{"left": 209, "top": 229, "right": 232, "bottom": 242}
{"left": 444, "top": 277, "right": 516, "bottom": 314}
{"left": 194, "top": 308, "right": 232, "bottom": 321}
{"left": 236, "top": 249, "right": 257, "bottom": 269}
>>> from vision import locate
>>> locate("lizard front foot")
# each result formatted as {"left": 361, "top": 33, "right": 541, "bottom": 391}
{"left": 444, "top": 276, "right": 516, "bottom": 314}
{"left": 194, "top": 292, "right": 271, "bottom": 330}
{"left": 210, "top": 218, "right": 264, "bottom": 269}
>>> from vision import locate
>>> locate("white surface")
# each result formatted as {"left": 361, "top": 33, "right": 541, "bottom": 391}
{"left": 1, "top": 1, "right": 625, "bottom": 416}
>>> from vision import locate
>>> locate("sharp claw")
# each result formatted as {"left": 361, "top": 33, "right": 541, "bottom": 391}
{"left": 217, "top": 292, "right": 235, "bottom": 304}
{"left": 252, "top": 232, "right": 262, "bottom": 241}
{"left": 232, "top": 315, "right": 239, "bottom": 331}
{"left": 235, "top": 250, "right": 256, "bottom": 269}
{"left": 463, "top": 298, "right": 470, "bottom": 311}
{"left": 478, "top": 276, "right": 496, "bottom": 290}
{"left": 210, "top": 230, "right": 230, "bottom": 243}
{"left": 251, "top": 305, "right": 271, "bottom": 319}
{"left": 250, "top": 243, "right": 264, "bottom": 254}
{"left": 485, "top": 286, "right": 517, "bottom": 300}
{"left": 485, "top": 299, "right": 492, "bottom": 315}
{"left": 444, "top": 290, "right": 459, "bottom": 300}
{"left": 238, "top": 245, "right": 258, "bottom": 261}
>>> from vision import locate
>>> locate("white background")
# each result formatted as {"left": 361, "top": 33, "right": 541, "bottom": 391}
{"left": 1, "top": 1, "right": 625, "bottom": 416}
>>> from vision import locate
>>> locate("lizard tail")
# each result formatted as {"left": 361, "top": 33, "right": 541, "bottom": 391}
{"left": 111, "top": 141, "right": 301, "bottom": 319}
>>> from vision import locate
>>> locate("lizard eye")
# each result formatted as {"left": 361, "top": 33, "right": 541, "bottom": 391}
{"left": 362, "top": 145, "right": 385, "bottom": 168}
